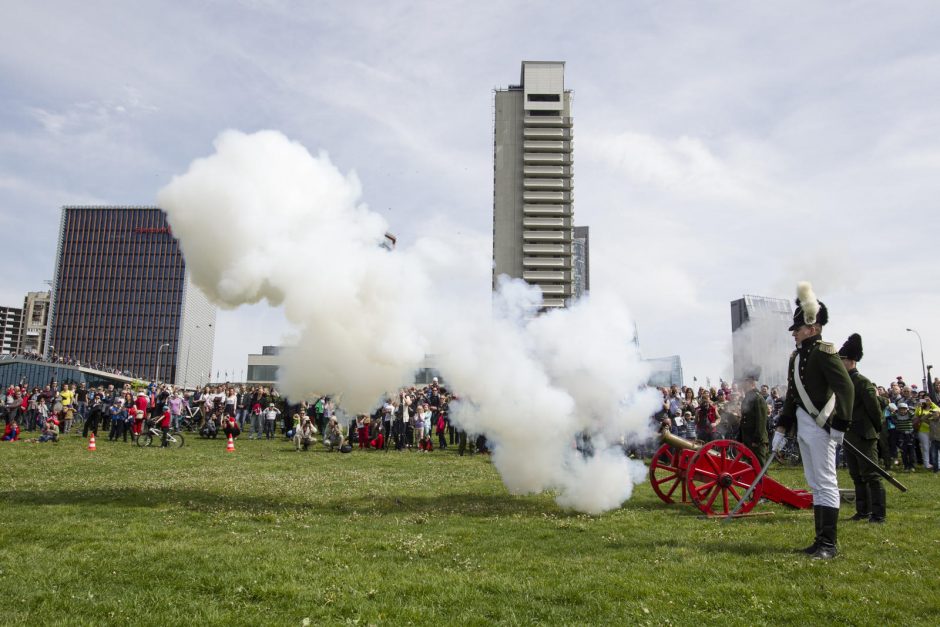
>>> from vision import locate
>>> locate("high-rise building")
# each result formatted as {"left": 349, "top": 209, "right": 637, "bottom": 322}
{"left": 493, "top": 61, "right": 574, "bottom": 309}
{"left": 0, "top": 305, "right": 23, "bottom": 354}
{"left": 730, "top": 295, "right": 793, "bottom": 388}
{"left": 48, "top": 206, "right": 216, "bottom": 385}
{"left": 17, "top": 291, "right": 50, "bottom": 355}
{"left": 572, "top": 225, "right": 590, "bottom": 300}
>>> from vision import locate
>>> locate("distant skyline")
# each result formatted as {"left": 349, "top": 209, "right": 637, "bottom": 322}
{"left": 2, "top": 1, "right": 939, "bottom": 387}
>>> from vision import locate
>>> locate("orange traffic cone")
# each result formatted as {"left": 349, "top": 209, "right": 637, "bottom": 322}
{"left": 226, "top": 434, "right": 235, "bottom": 452}
{"left": 88, "top": 434, "right": 97, "bottom": 451}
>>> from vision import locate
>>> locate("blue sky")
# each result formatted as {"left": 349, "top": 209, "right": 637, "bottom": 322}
{"left": 2, "top": 1, "right": 939, "bottom": 387}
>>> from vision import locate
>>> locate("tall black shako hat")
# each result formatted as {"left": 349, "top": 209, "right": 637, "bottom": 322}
{"left": 788, "top": 281, "right": 829, "bottom": 331}
{"left": 838, "top": 333, "right": 863, "bottom": 362}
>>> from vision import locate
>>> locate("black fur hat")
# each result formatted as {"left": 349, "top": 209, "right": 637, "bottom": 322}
{"left": 839, "top": 333, "right": 863, "bottom": 362}
{"left": 789, "top": 281, "right": 829, "bottom": 331}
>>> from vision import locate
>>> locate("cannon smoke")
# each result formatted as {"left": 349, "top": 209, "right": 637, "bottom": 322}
{"left": 158, "top": 129, "right": 659, "bottom": 514}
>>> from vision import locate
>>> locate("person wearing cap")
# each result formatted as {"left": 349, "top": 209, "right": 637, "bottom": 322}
{"left": 772, "top": 282, "right": 854, "bottom": 559}
{"left": 893, "top": 403, "right": 916, "bottom": 470}
{"left": 913, "top": 395, "right": 939, "bottom": 471}
{"left": 738, "top": 367, "right": 769, "bottom": 466}
{"left": 838, "top": 333, "right": 886, "bottom": 523}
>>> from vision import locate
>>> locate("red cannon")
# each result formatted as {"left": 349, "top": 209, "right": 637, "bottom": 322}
{"left": 649, "top": 430, "right": 812, "bottom": 517}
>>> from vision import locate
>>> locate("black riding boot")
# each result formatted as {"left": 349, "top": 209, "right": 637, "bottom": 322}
{"left": 848, "top": 481, "right": 870, "bottom": 521}
{"left": 868, "top": 482, "right": 886, "bottom": 523}
{"left": 811, "top": 506, "right": 839, "bottom": 559}
{"left": 801, "top": 506, "right": 823, "bottom": 554}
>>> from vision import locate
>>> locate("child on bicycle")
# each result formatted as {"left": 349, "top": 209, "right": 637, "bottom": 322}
{"left": 159, "top": 405, "right": 172, "bottom": 448}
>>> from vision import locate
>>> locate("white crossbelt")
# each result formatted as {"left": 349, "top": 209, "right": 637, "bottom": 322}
{"left": 794, "top": 353, "right": 836, "bottom": 429}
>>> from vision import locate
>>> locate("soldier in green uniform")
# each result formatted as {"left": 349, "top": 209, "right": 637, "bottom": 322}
{"left": 738, "top": 367, "right": 769, "bottom": 466}
{"left": 772, "top": 282, "right": 854, "bottom": 559}
{"left": 838, "top": 333, "right": 886, "bottom": 523}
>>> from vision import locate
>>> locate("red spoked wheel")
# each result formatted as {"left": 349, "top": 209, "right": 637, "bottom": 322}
{"left": 649, "top": 443, "right": 693, "bottom": 504}
{"left": 686, "top": 439, "right": 762, "bottom": 516}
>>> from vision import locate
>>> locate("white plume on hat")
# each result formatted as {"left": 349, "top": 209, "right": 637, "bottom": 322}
{"left": 797, "top": 281, "right": 820, "bottom": 325}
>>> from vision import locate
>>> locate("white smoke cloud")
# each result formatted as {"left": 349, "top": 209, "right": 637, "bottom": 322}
{"left": 158, "top": 129, "right": 660, "bottom": 513}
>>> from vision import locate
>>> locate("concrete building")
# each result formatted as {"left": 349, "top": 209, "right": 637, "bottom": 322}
{"left": 246, "top": 345, "right": 282, "bottom": 387}
{"left": 730, "top": 295, "right": 793, "bottom": 388}
{"left": 0, "top": 306, "right": 23, "bottom": 354}
{"left": 493, "top": 61, "right": 575, "bottom": 309}
{"left": 48, "top": 206, "right": 216, "bottom": 385}
{"left": 572, "top": 225, "right": 590, "bottom": 300}
{"left": 17, "top": 291, "right": 50, "bottom": 355}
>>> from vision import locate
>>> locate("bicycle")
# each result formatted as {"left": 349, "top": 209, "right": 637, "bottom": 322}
{"left": 137, "top": 420, "right": 185, "bottom": 448}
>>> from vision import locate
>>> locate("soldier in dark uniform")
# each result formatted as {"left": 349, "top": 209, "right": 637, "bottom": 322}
{"left": 838, "top": 333, "right": 886, "bottom": 523}
{"left": 772, "top": 282, "right": 854, "bottom": 559}
{"left": 738, "top": 367, "right": 769, "bottom": 466}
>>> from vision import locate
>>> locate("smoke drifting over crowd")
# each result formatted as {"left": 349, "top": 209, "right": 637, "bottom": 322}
{"left": 158, "top": 130, "right": 659, "bottom": 514}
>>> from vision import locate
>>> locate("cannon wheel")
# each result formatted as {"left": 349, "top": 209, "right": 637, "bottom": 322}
{"left": 649, "top": 443, "right": 689, "bottom": 504}
{"left": 687, "top": 440, "right": 762, "bottom": 516}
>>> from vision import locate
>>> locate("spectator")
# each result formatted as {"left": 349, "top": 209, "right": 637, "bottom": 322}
{"left": 893, "top": 403, "right": 916, "bottom": 471}
{"left": 294, "top": 416, "right": 316, "bottom": 451}
{"left": 322, "top": 417, "right": 344, "bottom": 451}
{"left": 695, "top": 396, "right": 721, "bottom": 443}
{"left": 914, "top": 396, "right": 939, "bottom": 470}
{"left": 263, "top": 403, "right": 280, "bottom": 440}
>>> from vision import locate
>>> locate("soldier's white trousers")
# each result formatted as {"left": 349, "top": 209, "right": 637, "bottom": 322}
{"left": 796, "top": 407, "right": 840, "bottom": 508}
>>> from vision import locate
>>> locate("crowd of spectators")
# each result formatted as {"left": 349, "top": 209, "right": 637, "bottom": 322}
{"left": 0, "top": 375, "right": 493, "bottom": 454}
{"left": 4, "top": 367, "right": 938, "bottom": 470}
{"left": 651, "top": 375, "right": 940, "bottom": 472}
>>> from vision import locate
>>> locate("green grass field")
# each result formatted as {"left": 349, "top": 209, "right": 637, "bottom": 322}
{"left": 2, "top": 434, "right": 939, "bottom": 626}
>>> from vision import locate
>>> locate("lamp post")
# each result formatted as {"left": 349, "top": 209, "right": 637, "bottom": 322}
{"left": 905, "top": 328, "right": 928, "bottom": 392}
{"left": 155, "top": 343, "right": 171, "bottom": 384}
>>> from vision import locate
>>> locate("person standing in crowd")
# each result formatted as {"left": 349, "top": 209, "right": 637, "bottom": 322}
{"left": 893, "top": 403, "right": 916, "bottom": 471}
{"left": 75, "top": 383, "right": 88, "bottom": 424}
{"left": 738, "top": 368, "right": 769, "bottom": 466}
{"left": 83, "top": 398, "right": 104, "bottom": 438}
{"left": 249, "top": 402, "right": 263, "bottom": 440}
{"left": 772, "top": 282, "right": 853, "bottom": 560}
{"left": 838, "top": 333, "right": 886, "bottom": 524}
{"left": 263, "top": 403, "right": 280, "bottom": 439}
{"left": 169, "top": 392, "right": 183, "bottom": 432}
{"left": 159, "top": 405, "right": 172, "bottom": 447}
{"left": 913, "top": 395, "right": 939, "bottom": 471}
{"left": 695, "top": 395, "right": 720, "bottom": 443}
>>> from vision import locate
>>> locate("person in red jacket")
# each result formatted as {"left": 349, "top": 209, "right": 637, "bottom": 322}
{"left": 159, "top": 405, "right": 172, "bottom": 447}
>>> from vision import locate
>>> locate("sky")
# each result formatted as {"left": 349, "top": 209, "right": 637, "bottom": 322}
{"left": 1, "top": 0, "right": 939, "bottom": 389}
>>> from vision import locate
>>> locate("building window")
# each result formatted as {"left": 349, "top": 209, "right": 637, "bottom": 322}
{"left": 527, "top": 94, "right": 560, "bottom": 102}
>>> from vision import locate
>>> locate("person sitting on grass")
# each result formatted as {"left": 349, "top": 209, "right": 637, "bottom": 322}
{"left": 2, "top": 419, "right": 21, "bottom": 441}
{"left": 201, "top": 414, "right": 219, "bottom": 439}
{"left": 418, "top": 433, "right": 433, "bottom": 452}
{"left": 38, "top": 415, "right": 60, "bottom": 443}
{"left": 294, "top": 416, "right": 317, "bottom": 451}
{"left": 323, "top": 417, "right": 344, "bottom": 452}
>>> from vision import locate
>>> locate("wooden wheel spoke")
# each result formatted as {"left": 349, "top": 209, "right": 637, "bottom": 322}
{"left": 665, "top": 479, "right": 682, "bottom": 498}
{"left": 706, "top": 453, "right": 721, "bottom": 473}
{"left": 653, "top": 472, "right": 678, "bottom": 486}
{"left": 728, "top": 485, "right": 742, "bottom": 501}
{"left": 705, "top": 484, "right": 721, "bottom": 509}
{"left": 722, "top": 489, "right": 730, "bottom": 513}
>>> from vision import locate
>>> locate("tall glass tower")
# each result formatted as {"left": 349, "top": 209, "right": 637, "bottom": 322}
{"left": 49, "top": 206, "right": 216, "bottom": 385}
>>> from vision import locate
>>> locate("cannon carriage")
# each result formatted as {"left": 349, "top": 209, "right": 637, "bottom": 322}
{"left": 649, "top": 430, "right": 813, "bottom": 517}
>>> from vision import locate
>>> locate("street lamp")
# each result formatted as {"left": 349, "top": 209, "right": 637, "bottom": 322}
{"left": 155, "top": 343, "right": 171, "bottom": 384}
{"left": 905, "top": 328, "right": 928, "bottom": 392}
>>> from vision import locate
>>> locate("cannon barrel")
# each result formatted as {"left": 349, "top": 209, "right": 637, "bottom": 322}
{"left": 659, "top": 427, "right": 702, "bottom": 452}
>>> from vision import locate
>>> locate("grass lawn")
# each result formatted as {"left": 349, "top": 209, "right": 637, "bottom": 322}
{"left": 2, "top": 433, "right": 939, "bottom": 626}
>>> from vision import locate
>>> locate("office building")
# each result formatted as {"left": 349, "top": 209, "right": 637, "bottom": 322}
{"left": 17, "top": 291, "right": 50, "bottom": 355}
{"left": 730, "top": 295, "right": 793, "bottom": 388}
{"left": 493, "top": 61, "right": 575, "bottom": 308}
{"left": 48, "top": 206, "right": 216, "bottom": 385}
{"left": 246, "top": 345, "right": 282, "bottom": 387}
{"left": 0, "top": 306, "right": 23, "bottom": 354}
{"left": 645, "top": 355, "right": 684, "bottom": 388}
{"left": 572, "top": 225, "right": 590, "bottom": 300}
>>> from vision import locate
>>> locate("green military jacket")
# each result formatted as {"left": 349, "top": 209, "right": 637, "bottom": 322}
{"left": 847, "top": 368, "right": 882, "bottom": 440}
{"left": 739, "top": 388, "right": 769, "bottom": 445}
{"left": 779, "top": 335, "right": 854, "bottom": 433}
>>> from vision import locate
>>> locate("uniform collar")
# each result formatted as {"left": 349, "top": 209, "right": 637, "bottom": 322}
{"left": 799, "top": 334, "right": 821, "bottom": 351}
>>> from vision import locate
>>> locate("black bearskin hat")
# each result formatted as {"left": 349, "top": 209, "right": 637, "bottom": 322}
{"left": 839, "top": 333, "right": 863, "bottom": 362}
